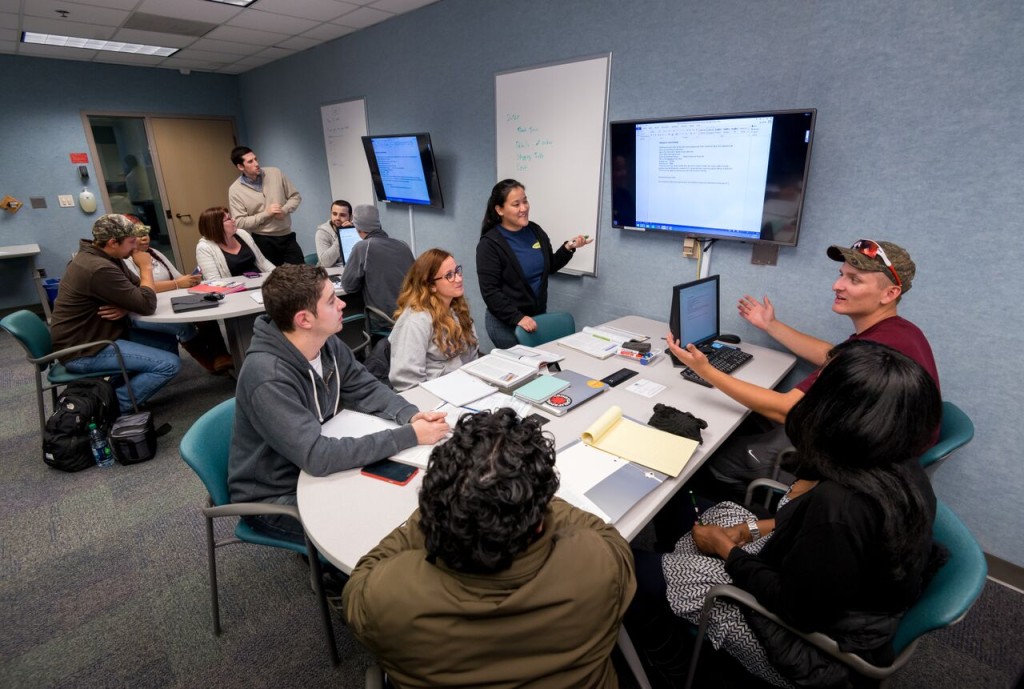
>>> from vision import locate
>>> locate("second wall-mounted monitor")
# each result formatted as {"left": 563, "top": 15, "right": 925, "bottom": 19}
{"left": 362, "top": 132, "right": 444, "bottom": 208}
{"left": 610, "top": 109, "right": 816, "bottom": 246}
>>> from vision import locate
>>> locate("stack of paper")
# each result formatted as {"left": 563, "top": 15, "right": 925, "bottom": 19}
{"left": 419, "top": 369, "right": 497, "bottom": 406}
{"left": 556, "top": 326, "right": 647, "bottom": 359}
{"left": 555, "top": 441, "right": 665, "bottom": 523}
{"left": 490, "top": 344, "right": 564, "bottom": 368}
{"left": 581, "top": 405, "right": 698, "bottom": 477}
{"left": 320, "top": 409, "right": 437, "bottom": 468}
{"left": 460, "top": 354, "right": 539, "bottom": 391}
{"left": 189, "top": 279, "right": 247, "bottom": 295}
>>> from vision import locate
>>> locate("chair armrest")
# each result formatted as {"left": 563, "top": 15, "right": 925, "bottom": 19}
{"left": 365, "top": 305, "right": 395, "bottom": 326}
{"left": 745, "top": 478, "right": 790, "bottom": 507}
{"left": 30, "top": 338, "right": 121, "bottom": 366}
{"left": 701, "top": 584, "right": 907, "bottom": 679}
{"left": 203, "top": 502, "right": 300, "bottom": 520}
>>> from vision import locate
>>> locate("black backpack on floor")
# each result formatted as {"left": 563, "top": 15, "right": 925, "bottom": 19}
{"left": 42, "top": 379, "right": 119, "bottom": 472}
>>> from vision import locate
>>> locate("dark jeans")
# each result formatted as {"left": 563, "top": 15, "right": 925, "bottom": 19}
{"left": 485, "top": 310, "right": 520, "bottom": 350}
{"left": 252, "top": 232, "right": 305, "bottom": 266}
{"left": 243, "top": 494, "right": 306, "bottom": 546}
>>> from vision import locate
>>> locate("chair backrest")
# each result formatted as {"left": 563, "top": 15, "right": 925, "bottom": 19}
{"left": 920, "top": 401, "right": 975, "bottom": 469}
{"left": 180, "top": 398, "right": 236, "bottom": 507}
{"left": 0, "top": 310, "right": 53, "bottom": 361}
{"left": 515, "top": 311, "right": 576, "bottom": 347}
{"left": 891, "top": 501, "right": 987, "bottom": 654}
{"left": 304, "top": 252, "right": 319, "bottom": 265}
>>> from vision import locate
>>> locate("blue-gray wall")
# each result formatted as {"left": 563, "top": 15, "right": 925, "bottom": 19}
{"left": 239, "top": 0, "right": 1024, "bottom": 565}
{"left": 0, "top": 55, "right": 243, "bottom": 307}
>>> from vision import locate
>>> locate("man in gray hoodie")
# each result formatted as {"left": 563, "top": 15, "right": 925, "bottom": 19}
{"left": 228, "top": 263, "right": 449, "bottom": 543}
{"left": 340, "top": 204, "right": 414, "bottom": 331}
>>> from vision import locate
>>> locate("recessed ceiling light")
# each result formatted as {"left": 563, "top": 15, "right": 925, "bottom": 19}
{"left": 21, "top": 32, "right": 179, "bottom": 57}
{"left": 205, "top": 0, "right": 258, "bottom": 7}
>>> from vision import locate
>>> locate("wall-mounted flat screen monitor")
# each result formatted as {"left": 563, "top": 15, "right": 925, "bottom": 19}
{"left": 362, "top": 133, "right": 444, "bottom": 208}
{"left": 610, "top": 109, "right": 816, "bottom": 246}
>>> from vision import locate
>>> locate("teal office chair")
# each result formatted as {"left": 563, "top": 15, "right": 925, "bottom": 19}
{"left": 340, "top": 312, "right": 372, "bottom": 358}
{"left": 514, "top": 312, "right": 576, "bottom": 347}
{"left": 921, "top": 401, "right": 974, "bottom": 474}
{"left": 365, "top": 305, "right": 396, "bottom": 341}
{"left": 0, "top": 309, "right": 138, "bottom": 438}
{"left": 304, "top": 252, "right": 319, "bottom": 265}
{"left": 179, "top": 398, "right": 340, "bottom": 666}
{"left": 683, "top": 500, "right": 987, "bottom": 689}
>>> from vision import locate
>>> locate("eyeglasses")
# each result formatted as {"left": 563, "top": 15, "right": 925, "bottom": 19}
{"left": 431, "top": 264, "right": 463, "bottom": 283}
{"left": 850, "top": 239, "right": 901, "bottom": 288}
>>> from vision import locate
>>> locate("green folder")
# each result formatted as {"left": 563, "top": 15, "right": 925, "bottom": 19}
{"left": 513, "top": 375, "right": 571, "bottom": 404}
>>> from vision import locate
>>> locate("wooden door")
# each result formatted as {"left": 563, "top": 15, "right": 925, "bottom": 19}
{"left": 149, "top": 118, "right": 237, "bottom": 273}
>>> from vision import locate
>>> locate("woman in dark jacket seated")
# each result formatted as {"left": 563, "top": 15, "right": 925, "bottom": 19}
{"left": 630, "top": 339, "right": 942, "bottom": 688}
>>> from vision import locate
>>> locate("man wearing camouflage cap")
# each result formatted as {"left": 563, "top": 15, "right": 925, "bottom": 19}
{"left": 657, "top": 239, "right": 939, "bottom": 535}
{"left": 50, "top": 214, "right": 181, "bottom": 413}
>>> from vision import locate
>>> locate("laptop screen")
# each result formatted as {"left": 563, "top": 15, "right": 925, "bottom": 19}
{"left": 669, "top": 275, "right": 720, "bottom": 349}
{"left": 339, "top": 226, "right": 361, "bottom": 265}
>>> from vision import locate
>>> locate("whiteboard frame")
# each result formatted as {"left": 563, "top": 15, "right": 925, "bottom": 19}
{"left": 495, "top": 53, "right": 612, "bottom": 278}
{"left": 320, "top": 97, "right": 375, "bottom": 208}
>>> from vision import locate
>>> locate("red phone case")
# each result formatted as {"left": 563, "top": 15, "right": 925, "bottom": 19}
{"left": 360, "top": 463, "right": 418, "bottom": 486}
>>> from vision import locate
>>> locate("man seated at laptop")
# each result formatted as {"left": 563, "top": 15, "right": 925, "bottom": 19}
{"left": 314, "top": 199, "right": 355, "bottom": 268}
{"left": 340, "top": 204, "right": 415, "bottom": 332}
{"left": 228, "top": 263, "right": 449, "bottom": 545}
{"left": 343, "top": 409, "right": 636, "bottom": 688}
{"left": 666, "top": 239, "right": 939, "bottom": 507}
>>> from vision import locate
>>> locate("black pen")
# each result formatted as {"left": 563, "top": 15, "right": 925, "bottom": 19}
{"left": 689, "top": 490, "right": 702, "bottom": 525}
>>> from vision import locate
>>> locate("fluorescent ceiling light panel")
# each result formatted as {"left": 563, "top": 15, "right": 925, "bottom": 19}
{"left": 21, "top": 31, "right": 178, "bottom": 56}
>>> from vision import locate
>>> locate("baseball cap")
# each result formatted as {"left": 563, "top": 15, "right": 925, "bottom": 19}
{"left": 92, "top": 214, "right": 140, "bottom": 243}
{"left": 352, "top": 205, "right": 381, "bottom": 234}
{"left": 827, "top": 239, "right": 915, "bottom": 293}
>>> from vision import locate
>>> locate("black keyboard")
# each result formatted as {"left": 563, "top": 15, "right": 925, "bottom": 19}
{"left": 680, "top": 346, "right": 753, "bottom": 387}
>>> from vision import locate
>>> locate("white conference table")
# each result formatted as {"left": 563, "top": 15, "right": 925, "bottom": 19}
{"left": 134, "top": 267, "right": 352, "bottom": 369}
{"left": 298, "top": 314, "right": 796, "bottom": 572}
{"left": 297, "top": 314, "right": 794, "bottom": 689}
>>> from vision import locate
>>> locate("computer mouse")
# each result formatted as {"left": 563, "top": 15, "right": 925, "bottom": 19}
{"left": 203, "top": 293, "right": 224, "bottom": 302}
{"left": 717, "top": 333, "right": 741, "bottom": 344}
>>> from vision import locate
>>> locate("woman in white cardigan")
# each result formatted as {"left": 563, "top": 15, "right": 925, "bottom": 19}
{"left": 195, "top": 206, "right": 275, "bottom": 280}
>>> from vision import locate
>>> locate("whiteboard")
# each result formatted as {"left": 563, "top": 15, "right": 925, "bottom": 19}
{"left": 495, "top": 54, "right": 610, "bottom": 276}
{"left": 321, "top": 98, "right": 375, "bottom": 207}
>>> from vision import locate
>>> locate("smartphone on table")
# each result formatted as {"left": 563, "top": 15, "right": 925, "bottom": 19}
{"left": 360, "top": 459, "right": 418, "bottom": 486}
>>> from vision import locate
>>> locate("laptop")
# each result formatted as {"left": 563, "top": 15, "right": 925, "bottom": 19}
{"left": 536, "top": 370, "right": 608, "bottom": 417}
{"left": 339, "top": 226, "right": 361, "bottom": 265}
{"left": 668, "top": 274, "right": 753, "bottom": 372}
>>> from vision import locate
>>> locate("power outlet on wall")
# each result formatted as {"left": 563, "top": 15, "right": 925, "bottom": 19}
{"left": 58, "top": 195, "right": 75, "bottom": 208}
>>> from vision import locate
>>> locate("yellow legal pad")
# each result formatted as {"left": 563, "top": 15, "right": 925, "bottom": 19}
{"left": 581, "top": 405, "right": 698, "bottom": 478}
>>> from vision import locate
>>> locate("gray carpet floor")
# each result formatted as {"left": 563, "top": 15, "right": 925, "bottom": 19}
{"left": 1, "top": 323, "right": 1021, "bottom": 688}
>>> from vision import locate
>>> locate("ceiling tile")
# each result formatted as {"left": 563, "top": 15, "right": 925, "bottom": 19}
{"left": 276, "top": 34, "right": 321, "bottom": 51}
{"left": 91, "top": 51, "right": 168, "bottom": 65}
{"left": 331, "top": 5, "right": 392, "bottom": 29}
{"left": 24, "top": 0, "right": 129, "bottom": 26}
{"left": 216, "top": 63, "right": 250, "bottom": 74}
{"left": 64, "top": 0, "right": 140, "bottom": 9}
{"left": 111, "top": 27, "right": 197, "bottom": 48}
{"left": 173, "top": 46, "right": 246, "bottom": 61}
{"left": 203, "top": 24, "right": 291, "bottom": 45}
{"left": 21, "top": 16, "right": 115, "bottom": 39}
{"left": 0, "top": 27, "right": 15, "bottom": 41}
{"left": 369, "top": 0, "right": 436, "bottom": 14}
{"left": 189, "top": 36, "right": 260, "bottom": 56}
{"left": 301, "top": 22, "right": 356, "bottom": 41}
{"left": 138, "top": 0, "right": 241, "bottom": 23}
{"left": 248, "top": 0, "right": 359, "bottom": 22}
{"left": 0, "top": 11, "right": 17, "bottom": 29}
{"left": 0, "top": 0, "right": 19, "bottom": 13}
{"left": 226, "top": 9, "right": 319, "bottom": 35}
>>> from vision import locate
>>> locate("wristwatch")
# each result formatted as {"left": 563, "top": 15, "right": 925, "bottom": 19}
{"left": 746, "top": 519, "right": 760, "bottom": 542}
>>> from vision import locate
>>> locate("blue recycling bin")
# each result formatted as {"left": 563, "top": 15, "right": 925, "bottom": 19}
{"left": 43, "top": 278, "right": 60, "bottom": 308}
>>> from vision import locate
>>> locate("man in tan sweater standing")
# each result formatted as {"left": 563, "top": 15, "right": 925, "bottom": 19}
{"left": 228, "top": 145, "right": 304, "bottom": 266}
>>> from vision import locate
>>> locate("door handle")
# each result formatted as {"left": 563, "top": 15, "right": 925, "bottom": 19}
{"left": 175, "top": 212, "right": 193, "bottom": 222}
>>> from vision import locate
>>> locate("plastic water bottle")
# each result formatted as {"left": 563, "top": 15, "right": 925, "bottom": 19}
{"left": 88, "top": 423, "right": 115, "bottom": 468}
